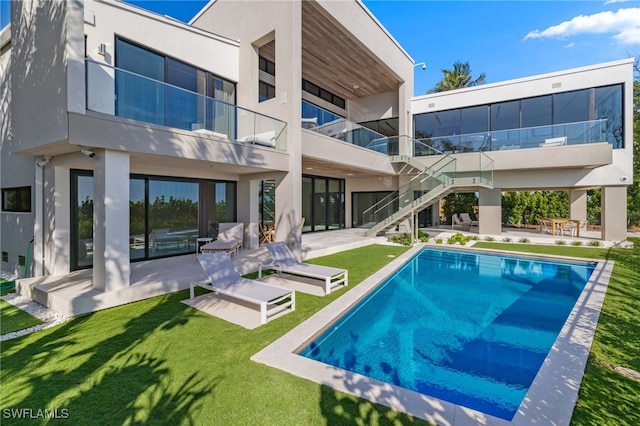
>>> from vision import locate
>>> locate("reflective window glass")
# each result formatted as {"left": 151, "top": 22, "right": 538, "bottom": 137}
{"left": 521, "top": 96, "right": 552, "bottom": 128}
{"left": 595, "top": 84, "right": 623, "bottom": 148}
{"left": 553, "top": 89, "right": 588, "bottom": 124}
{"left": 435, "top": 110, "right": 461, "bottom": 136}
{"left": 490, "top": 101, "right": 520, "bottom": 131}
{"left": 461, "top": 105, "right": 488, "bottom": 134}
{"left": 414, "top": 112, "right": 436, "bottom": 140}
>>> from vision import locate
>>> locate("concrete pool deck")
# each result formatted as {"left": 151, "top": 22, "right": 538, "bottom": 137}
{"left": 251, "top": 244, "right": 614, "bottom": 426}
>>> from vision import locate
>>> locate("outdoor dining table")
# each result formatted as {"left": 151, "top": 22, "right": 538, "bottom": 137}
{"left": 541, "top": 218, "right": 581, "bottom": 237}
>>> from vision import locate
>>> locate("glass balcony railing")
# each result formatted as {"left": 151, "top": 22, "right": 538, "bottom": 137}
{"left": 302, "top": 100, "right": 388, "bottom": 152}
{"left": 413, "top": 119, "right": 612, "bottom": 156}
{"left": 86, "top": 59, "right": 287, "bottom": 150}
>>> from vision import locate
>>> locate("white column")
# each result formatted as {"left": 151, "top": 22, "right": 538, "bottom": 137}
{"left": 34, "top": 164, "right": 45, "bottom": 276}
{"left": 50, "top": 166, "right": 70, "bottom": 275}
{"left": 569, "top": 189, "right": 587, "bottom": 222}
{"left": 601, "top": 185, "right": 627, "bottom": 242}
{"left": 478, "top": 188, "right": 502, "bottom": 236}
{"left": 93, "top": 150, "right": 130, "bottom": 292}
{"left": 237, "top": 177, "right": 260, "bottom": 250}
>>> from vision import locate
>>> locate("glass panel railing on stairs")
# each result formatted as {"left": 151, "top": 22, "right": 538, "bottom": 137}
{"left": 361, "top": 154, "right": 456, "bottom": 229}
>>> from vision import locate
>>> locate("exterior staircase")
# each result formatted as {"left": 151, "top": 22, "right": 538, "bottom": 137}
{"left": 362, "top": 147, "right": 494, "bottom": 237}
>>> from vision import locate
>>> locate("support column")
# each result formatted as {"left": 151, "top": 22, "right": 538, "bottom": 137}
{"left": 275, "top": 171, "right": 301, "bottom": 253}
{"left": 432, "top": 201, "right": 441, "bottom": 226}
{"left": 569, "top": 189, "right": 587, "bottom": 222}
{"left": 48, "top": 166, "right": 70, "bottom": 275}
{"left": 237, "top": 177, "right": 260, "bottom": 250}
{"left": 601, "top": 185, "right": 627, "bottom": 242}
{"left": 478, "top": 188, "right": 502, "bottom": 236}
{"left": 93, "top": 150, "right": 130, "bottom": 292}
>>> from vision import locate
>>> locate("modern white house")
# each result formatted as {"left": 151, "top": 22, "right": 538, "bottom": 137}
{"left": 0, "top": 0, "right": 633, "bottom": 316}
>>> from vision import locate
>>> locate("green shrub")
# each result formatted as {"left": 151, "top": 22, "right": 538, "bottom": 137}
{"left": 555, "top": 239, "right": 567, "bottom": 245}
{"left": 503, "top": 237, "right": 512, "bottom": 242}
{"left": 484, "top": 236, "right": 495, "bottom": 242}
{"left": 417, "top": 230, "right": 429, "bottom": 242}
{"left": 447, "top": 232, "right": 467, "bottom": 245}
{"left": 387, "top": 233, "right": 412, "bottom": 246}
{"left": 571, "top": 240, "right": 583, "bottom": 246}
{"left": 518, "top": 237, "right": 530, "bottom": 243}
{"left": 435, "top": 238, "right": 443, "bottom": 244}
{"left": 588, "top": 240, "right": 602, "bottom": 247}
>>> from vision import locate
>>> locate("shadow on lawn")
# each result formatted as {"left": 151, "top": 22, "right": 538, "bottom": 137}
{"left": 0, "top": 292, "right": 218, "bottom": 424}
{"left": 319, "top": 373, "right": 431, "bottom": 425}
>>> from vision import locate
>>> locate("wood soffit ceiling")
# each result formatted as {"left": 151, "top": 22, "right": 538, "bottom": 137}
{"left": 301, "top": 1, "right": 401, "bottom": 100}
{"left": 302, "top": 157, "right": 393, "bottom": 179}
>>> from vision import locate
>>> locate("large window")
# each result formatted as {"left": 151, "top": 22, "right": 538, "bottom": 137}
{"left": 259, "top": 180, "right": 276, "bottom": 226}
{"left": 115, "top": 38, "right": 236, "bottom": 131}
{"left": 352, "top": 191, "right": 392, "bottom": 228}
{"left": 302, "top": 79, "right": 346, "bottom": 110}
{"left": 71, "top": 171, "right": 237, "bottom": 270}
{"left": 414, "top": 84, "right": 624, "bottom": 150}
{"left": 258, "top": 40, "right": 276, "bottom": 103}
{"left": 2, "top": 186, "right": 31, "bottom": 212}
{"left": 302, "top": 175, "right": 345, "bottom": 232}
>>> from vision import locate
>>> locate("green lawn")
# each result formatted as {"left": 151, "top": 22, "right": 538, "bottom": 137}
{"left": 474, "top": 240, "right": 640, "bottom": 425}
{"left": 0, "top": 244, "right": 422, "bottom": 425}
{"left": 0, "top": 300, "right": 43, "bottom": 335}
{"left": 1, "top": 241, "right": 638, "bottom": 425}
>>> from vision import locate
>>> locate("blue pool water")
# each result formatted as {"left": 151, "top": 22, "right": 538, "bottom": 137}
{"left": 299, "top": 248, "right": 596, "bottom": 420}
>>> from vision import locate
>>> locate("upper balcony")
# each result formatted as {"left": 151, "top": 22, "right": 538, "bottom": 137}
{"left": 302, "top": 100, "right": 399, "bottom": 155}
{"left": 412, "top": 119, "right": 615, "bottom": 156}
{"left": 85, "top": 59, "right": 287, "bottom": 151}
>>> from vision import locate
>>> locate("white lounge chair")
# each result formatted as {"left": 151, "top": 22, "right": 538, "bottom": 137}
{"left": 190, "top": 252, "right": 295, "bottom": 325}
{"left": 260, "top": 242, "right": 348, "bottom": 295}
{"left": 459, "top": 213, "right": 478, "bottom": 227}
{"left": 451, "top": 213, "right": 470, "bottom": 231}
{"left": 200, "top": 222, "right": 244, "bottom": 256}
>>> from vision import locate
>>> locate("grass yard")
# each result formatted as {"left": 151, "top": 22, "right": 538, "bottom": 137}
{"left": 1, "top": 240, "right": 638, "bottom": 425}
{"left": 1, "top": 244, "right": 421, "bottom": 425}
{"left": 474, "top": 239, "right": 640, "bottom": 426}
{"left": 0, "top": 300, "right": 44, "bottom": 335}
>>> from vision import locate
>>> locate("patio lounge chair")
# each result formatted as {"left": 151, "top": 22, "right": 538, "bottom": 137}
{"left": 200, "top": 222, "right": 244, "bottom": 256}
{"left": 459, "top": 213, "right": 478, "bottom": 227}
{"left": 260, "top": 242, "right": 348, "bottom": 295}
{"left": 451, "top": 213, "right": 470, "bottom": 231}
{"left": 190, "top": 252, "right": 295, "bottom": 325}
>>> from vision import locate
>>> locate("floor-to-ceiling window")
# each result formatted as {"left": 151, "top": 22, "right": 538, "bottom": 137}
{"left": 71, "top": 171, "right": 237, "bottom": 270}
{"left": 352, "top": 191, "right": 393, "bottom": 228}
{"left": 302, "top": 175, "right": 345, "bottom": 233}
{"left": 413, "top": 84, "right": 624, "bottom": 151}
{"left": 259, "top": 180, "right": 276, "bottom": 226}
{"left": 71, "top": 171, "right": 94, "bottom": 269}
{"left": 115, "top": 38, "right": 236, "bottom": 133}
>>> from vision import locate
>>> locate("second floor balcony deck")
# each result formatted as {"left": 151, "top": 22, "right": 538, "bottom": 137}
{"left": 86, "top": 59, "right": 287, "bottom": 150}
{"left": 301, "top": 100, "right": 399, "bottom": 155}
{"left": 413, "top": 119, "right": 619, "bottom": 156}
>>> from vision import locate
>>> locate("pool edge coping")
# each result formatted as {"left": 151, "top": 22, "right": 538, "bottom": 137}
{"left": 251, "top": 244, "right": 613, "bottom": 426}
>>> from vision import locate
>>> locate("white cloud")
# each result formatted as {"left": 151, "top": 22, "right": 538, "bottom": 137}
{"left": 564, "top": 42, "right": 576, "bottom": 48}
{"left": 604, "top": 0, "right": 629, "bottom": 4}
{"left": 524, "top": 8, "right": 640, "bottom": 46}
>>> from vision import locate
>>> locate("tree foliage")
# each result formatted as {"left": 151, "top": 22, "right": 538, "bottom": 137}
{"left": 428, "top": 61, "right": 486, "bottom": 93}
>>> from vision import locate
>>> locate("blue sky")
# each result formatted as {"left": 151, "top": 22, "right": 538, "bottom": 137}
{"left": 1, "top": 0, "right": 638, "bottom": 95}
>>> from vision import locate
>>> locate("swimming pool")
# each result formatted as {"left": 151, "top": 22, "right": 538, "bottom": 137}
{"left": 298, "top": 248, "right": 596, "bottom": 420}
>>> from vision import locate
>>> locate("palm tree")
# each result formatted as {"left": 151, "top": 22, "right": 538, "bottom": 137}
{"left": 428, "top": 61, "right": 486, "bottom": 93}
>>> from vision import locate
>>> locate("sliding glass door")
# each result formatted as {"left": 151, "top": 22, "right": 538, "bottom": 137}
{"left": 71, "top": 171, "right": 237, "bottom": 270}
{"left": 302, "top": 175, "right": 345, "bottom": 232}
